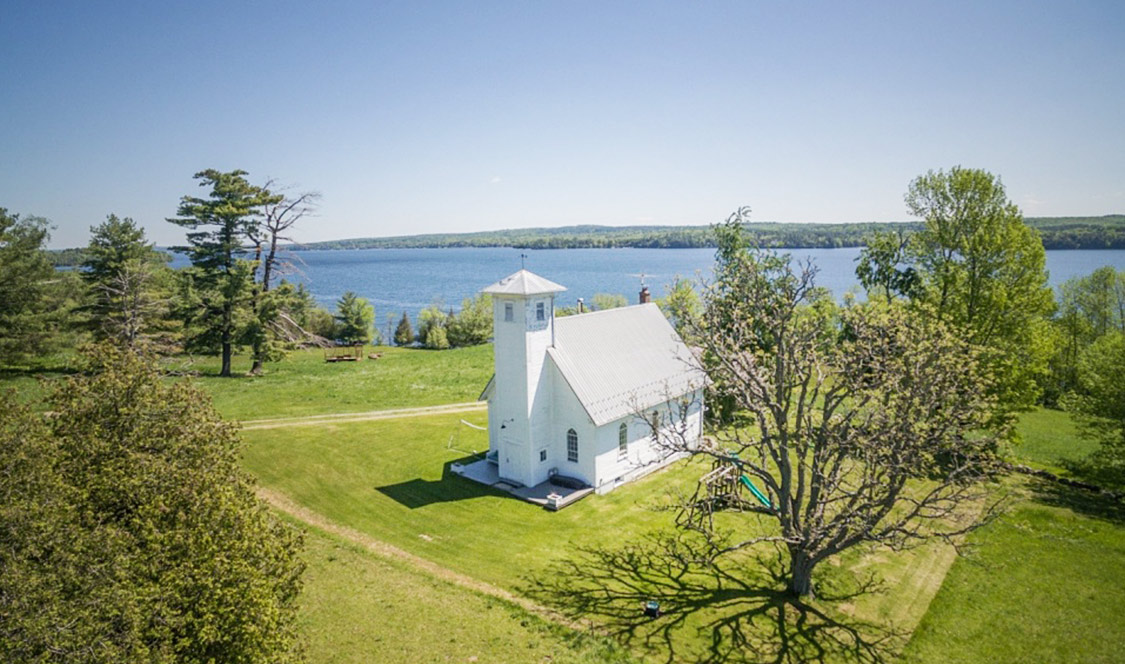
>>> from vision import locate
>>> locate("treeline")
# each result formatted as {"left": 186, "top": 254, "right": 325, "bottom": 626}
{"left": 45, "top": 215, "right": 1125, "bottom": 266}
{"left": 290, "top": 215, "right": 1125, "bottom": 252}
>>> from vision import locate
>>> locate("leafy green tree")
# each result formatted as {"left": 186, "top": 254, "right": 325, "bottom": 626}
{"left": 446, "top": 293, "right": 492, "bottom": 347}
{"left": 0, "top": 208, "right": 63, "bottom": 364}
{"left": 901, "top": 167, "right": 1055, "bottom": 419}
{"left": 424, "top": 324, "right": 451, "bottom": 350}
{"left": 0, "top": 346, "right": 304, "bottom": 662}
{"left": 334, "top": 291, "right": 375, "bottom": 345}
{"left": 81, "top": 215, "right": 176, "bottom": 351}
{"left": 656, "top": 276, "right": 702, "bottom": 340}
{"left": 416, "top": 303, "right": 448, "bottom": 347}
{"left": 1069, "top": 332, "right": 1125, "bottom": 488}
{"left": 394, "top": 311, "right": 414, "bottom": 346}
{"left": 592, "top": 293, "right": 628, "bottom": 311}
{"left": 1043, "top": 267, "right": 1125, "bottom": 402}
{"left": 855, "top": 229, "right": 920, "bottom": 303}
{"left": 168, "top": 169, "right": 281, "bottom": 376}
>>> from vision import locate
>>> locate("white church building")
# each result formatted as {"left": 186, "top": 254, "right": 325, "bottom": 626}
{"left": 475, "top": 269, "right": 706, "bottom": 498}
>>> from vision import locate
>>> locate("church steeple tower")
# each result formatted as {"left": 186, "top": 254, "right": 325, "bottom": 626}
{"left": 482, "top": 269, "right": 566, "bottom": 486}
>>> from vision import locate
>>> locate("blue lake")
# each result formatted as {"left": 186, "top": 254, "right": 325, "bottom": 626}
{"left": 170, "top": 247, "right": 1125, "bottom": 328}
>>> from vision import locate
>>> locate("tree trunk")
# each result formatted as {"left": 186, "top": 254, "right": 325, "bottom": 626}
{"left": 221, "top": 341, "right": 232, "bottom": 377}
{"left": 221, "top": 302, "right": 233, "bottom": 377}
{"left": 787, "top": 549, "right": 816, "bottom": 598}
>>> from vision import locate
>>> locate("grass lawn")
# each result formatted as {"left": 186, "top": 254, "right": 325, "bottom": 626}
{"left": 1012, "top": 407, "right": 1099, "bottom": 472}
{"left": 242, "top": 412, "right": 969, "bottom": 662}
{"left": 903, "top": 478, "right": 1125, "bottom": 664}
{"left": 241, "top": 411, "right": 698, "bottom": 589}
{"left": 296, "top": 523, "right": 636, "bottom": 664}
{"left": 181, "top": 344, "right": 493, "bottom": 420}
{"left": 903, "top": 409, "right": 1125, "bottom": 663}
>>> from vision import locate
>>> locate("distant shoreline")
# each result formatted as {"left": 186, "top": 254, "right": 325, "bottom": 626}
{"left": 47, "top": 216, "right": 1125, "bottom": 265}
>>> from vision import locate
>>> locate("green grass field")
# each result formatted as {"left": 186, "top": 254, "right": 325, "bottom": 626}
{"left": 187, "top": 344, "right": 494, "bottom": 420}
{"left": 1012, "top": 407, "right": 1099, "bottom": 473}
{"left": 5, "top": 345, "right": 1124, "bottom": 662}
{"left": 297, "top": 524, "right": 636, "bottom": 664}
{"left": 904, "top": 479, "right": 1125, "bottom": 663}
{"left": 241, "top": 410, "right": 989, "bottom": 662}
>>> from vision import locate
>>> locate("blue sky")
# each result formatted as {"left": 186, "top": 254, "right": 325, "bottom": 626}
{"left": 2, "top": 1, "right": 1122, "bottom": 248}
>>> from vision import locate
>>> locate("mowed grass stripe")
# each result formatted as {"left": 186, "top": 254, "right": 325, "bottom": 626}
{"left": 241, "top": 401, "right": 486, "bottom": 429}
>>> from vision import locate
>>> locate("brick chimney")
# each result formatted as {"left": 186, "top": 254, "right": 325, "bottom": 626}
{"left": 639, "top": 286, "right": 651, "bottom": 304}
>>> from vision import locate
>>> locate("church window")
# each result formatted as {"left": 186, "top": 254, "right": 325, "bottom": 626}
{"left": 566, "top": 428, "right": 578, "bottom": 462}
{"left": 536, "top": 302, "right": 545, "bottom": 321}
{"left": 618, "top": 422, "right": 628, "bottom": 460}
{"left": 504, "top": 302, "right": 513, "bottom": 322}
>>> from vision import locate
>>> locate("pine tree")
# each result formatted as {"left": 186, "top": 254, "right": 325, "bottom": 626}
{"left": 0, "top": 346, "right": 304, "bottom": 661}
{"left": 334, "top": 291, "right": 374, "bottom": 345}
{"left": 0, "top": 208, "right": 61, "bottom": 364}
{"left": 167, "top": 170, "right": 281, "bottom": 376}
{"left": 394, "top": 311, "right": 413, "bottom": 346}
{"left": 81, "top": 215, "right": 175, "bottom": 351}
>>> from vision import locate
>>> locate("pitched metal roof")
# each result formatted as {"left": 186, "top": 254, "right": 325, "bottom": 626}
{"left": 547, "top": 303, "right": 706, "bottom": 426}
{"left": 482, "top": 269, "right": 567, "bottom": 296}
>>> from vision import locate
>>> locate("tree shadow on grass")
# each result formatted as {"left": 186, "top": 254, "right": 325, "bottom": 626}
{"left": 524, "top": 533, "right": 902, "bottom": 664}
{"left": 1025, "top": 475, "right": 1125, "bottom": 525}
{"left": 375, "top": 455, "right": 507, "bottom": 509}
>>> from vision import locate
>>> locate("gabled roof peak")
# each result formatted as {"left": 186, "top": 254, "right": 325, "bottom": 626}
{"left": 482, "top": 269, "right": 567, "bottom": 296}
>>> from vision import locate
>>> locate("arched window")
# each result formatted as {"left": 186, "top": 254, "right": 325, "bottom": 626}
{"left": 566, "top": 428, "right": 578, "bottom": 462}
{"left": 618, "top": 422, "right": 628, "bottom": 460}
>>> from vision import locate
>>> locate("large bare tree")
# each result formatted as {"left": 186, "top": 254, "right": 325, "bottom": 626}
{"left": 654, "top": 213, "right": 1003, "bottom": 598}
{"left": 246, "top": 183, "right": 321, "bottom": 374}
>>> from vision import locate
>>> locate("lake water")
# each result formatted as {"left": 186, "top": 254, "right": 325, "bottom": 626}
{"left": 170, "top": 247, "right": 1125, "bottom": 327}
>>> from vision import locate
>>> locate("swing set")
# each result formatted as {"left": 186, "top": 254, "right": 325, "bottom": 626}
{"left": 679, "top": 453, "right": 774, "bottom": 531}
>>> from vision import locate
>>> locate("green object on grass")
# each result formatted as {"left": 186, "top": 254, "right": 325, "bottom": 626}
{"left": 740, "top": 474, "right": 773, "bottom": 508}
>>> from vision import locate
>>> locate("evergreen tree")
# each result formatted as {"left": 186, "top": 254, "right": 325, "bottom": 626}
{"left": 0, "top": 346, "right": 304, "bottom": 662}
{"left": 167, "top": 170, "right": 280, "bottom": 376}
{"left": 394, "top": 311, "right": 414, "bottom": 346}
{"left": 334, "top": 291, "right": 374, "bottom": 345}
{"left": 81, "top": 215, "right": 175, "bottom": 351}
{"left": 0, "top": 208, "right": 62, "bottom": 364}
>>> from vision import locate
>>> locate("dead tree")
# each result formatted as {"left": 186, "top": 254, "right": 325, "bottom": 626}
{"left": 247, "top": 183, "right": 321, "bottom": 374}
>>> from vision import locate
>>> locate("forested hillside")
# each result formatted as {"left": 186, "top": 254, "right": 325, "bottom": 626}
{"left": 294, "top": 215, "right": 1125, "bottom": 251}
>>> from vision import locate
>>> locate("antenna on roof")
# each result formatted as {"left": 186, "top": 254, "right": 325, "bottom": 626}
{"left": 520, "top": 253, "right": 528, "bottom": 269}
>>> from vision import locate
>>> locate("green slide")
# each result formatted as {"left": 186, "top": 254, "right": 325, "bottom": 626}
{"left": 740, "top": 475, "right": 773, "bottom": 508}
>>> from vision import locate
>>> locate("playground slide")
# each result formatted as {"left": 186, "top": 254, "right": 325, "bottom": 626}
{"left": 739, "top": 475, "right": 773, "bottom": 508}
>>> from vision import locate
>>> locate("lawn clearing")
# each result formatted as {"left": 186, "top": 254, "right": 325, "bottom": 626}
{"left": 240, "top": 411, "right": 698, "bottom": 588}
{"left": 296, "top": 523, "right": 636, "bottom": 664}
{"left": 903, "top": 478, "right": 1125, "bottom": 664}
{"left": 185, "top": 344, "right": 493, "bottom": 420}
{"left": 1012, "top": 407, "right": 1097, "bottom": 472}
{"left": 241, "top": 411, "right": 968, "bottom": 662}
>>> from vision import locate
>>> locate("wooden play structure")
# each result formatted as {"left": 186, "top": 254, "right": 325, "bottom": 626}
{"left": 324, "top": 344, "right": 364, "bottom": 362}
{"left": 678, "top": 454, "right": 774, "bottom": 531}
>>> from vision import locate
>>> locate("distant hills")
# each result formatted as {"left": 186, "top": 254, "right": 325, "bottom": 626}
{"left": 294, "top": 215, "right": 1125, "bottom": 251}
{"left": 48, "top": 215, "right": 1125, "bottom": 266}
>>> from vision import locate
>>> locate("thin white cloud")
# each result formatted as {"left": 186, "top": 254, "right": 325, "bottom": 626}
{"left": 490, "top": 176, "right": 502, "bottom": 184}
